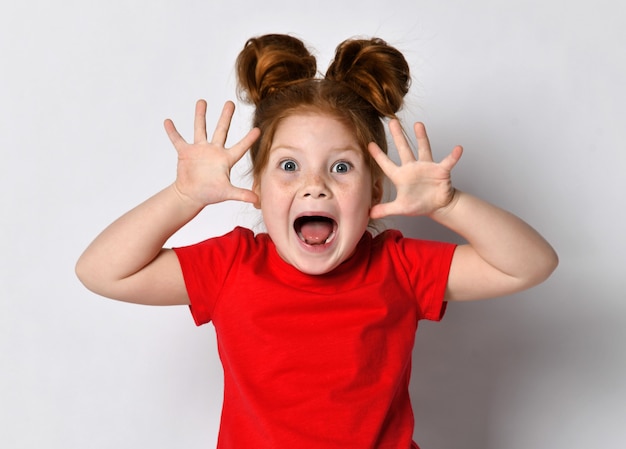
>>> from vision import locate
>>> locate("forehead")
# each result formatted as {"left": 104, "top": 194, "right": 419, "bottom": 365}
{"left": 270, "top": 113, "right": 362, "bottom": 155}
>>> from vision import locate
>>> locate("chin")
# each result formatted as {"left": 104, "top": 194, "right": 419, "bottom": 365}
{"left": 291, "top": 257, "right": 342, "bottom": 276}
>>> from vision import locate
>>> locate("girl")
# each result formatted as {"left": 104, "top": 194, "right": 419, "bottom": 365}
{"left": 76, "top": 34, "right": 558, "bottom": 448}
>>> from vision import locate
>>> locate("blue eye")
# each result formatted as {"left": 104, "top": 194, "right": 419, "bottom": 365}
{"left": 280, "top": 160, "right": 298, "bottom": 171}
{"left": 331, "top": 161, "right": 352, "bottom": 173}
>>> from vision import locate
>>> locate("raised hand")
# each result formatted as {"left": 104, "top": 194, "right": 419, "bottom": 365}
{"left": 368, "top": 120, "right": 463, "bottom": 219}
{"left": 164, "top": 100, "right": 261, "bottom": 208}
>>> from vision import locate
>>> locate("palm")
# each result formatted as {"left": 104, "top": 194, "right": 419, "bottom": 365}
{"left": 369, "top": 120, "right": 462, "bottom": 219}
{"left": 164, "top": 100, "right": 260, "bottom": 207}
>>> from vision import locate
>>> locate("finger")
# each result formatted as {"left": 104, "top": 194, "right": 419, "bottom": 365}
{"left": 193, "top": 99, "right": 208, "bottom": 143}
{"left": 368, "top": 142, "right": 398, "bottom": 177}
{"left": 439, "top": 145, "right": 463, "bottom": 171}
{"left": 228, "top": 127, "right": 261, "bottom": 164}
{"left": 369, "top": 201, "right": 401, "bottom": 220}
{"left": 389, "top": 119, "right": 416, "bottom": 164}
{"left": 163, "top": 119, "right": 187, "bottom": 148}
{"left": 210, "top": 101, "right": 236, "bottom": 146}
{"left": 228, "top": 187, "right": 260, "bottom": 205}
{"left": 414, "top": 122, "right": 434, "bottom": 162}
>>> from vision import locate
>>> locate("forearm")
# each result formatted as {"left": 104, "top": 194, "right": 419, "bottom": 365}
{"left": 432, "top": 190, "right": 558, "bottom": 294}
{"left": 75, "top": 183, "right": 202, "bottom": 294}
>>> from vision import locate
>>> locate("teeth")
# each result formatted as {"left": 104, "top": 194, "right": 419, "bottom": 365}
{"left": 296, "top": 230, "right": 336, "bottom": 245}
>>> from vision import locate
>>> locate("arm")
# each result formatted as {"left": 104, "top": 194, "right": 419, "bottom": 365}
{"left": 75, "top": 100, "right": 260, "bottom": 305}
{"left": 368, "top": 120, "right": 558, "bottom": 301}
{"left": 432, "top": 190, "right": 558, "bottom": 301}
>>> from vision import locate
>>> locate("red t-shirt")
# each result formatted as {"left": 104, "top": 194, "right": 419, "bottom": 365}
{"left": 174, "top": 227, "right": 456, "bottom": 449}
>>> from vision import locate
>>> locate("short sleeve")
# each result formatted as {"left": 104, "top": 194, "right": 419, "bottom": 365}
{"left": 385, "top": 230, "right": 457, "bottom": 321}
{"left": 173, "top": 227, "right": 249, "bottom": 326}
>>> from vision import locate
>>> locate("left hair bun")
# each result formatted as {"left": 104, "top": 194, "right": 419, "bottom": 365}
{"left": 236, "top": 34, "right": 318, "bottom": 106}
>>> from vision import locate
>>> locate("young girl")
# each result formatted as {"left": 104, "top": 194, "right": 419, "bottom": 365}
{"left": 76, "top": 34, "right": 558, "bottom": 448}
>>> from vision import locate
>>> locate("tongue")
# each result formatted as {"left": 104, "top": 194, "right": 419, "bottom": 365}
{"left": 300, "top": 220, "right": 333, "bottom": 245}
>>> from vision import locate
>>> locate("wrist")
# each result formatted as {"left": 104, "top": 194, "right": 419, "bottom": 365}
{"left": 429, "top": 188, "right": 462, "bottom": 221}
{"left": 170, "top": 182, "right": 207, "bottom": 213}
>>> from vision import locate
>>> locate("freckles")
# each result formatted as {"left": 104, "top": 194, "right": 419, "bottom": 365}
{"left": 261, "top": 177, "right": 296, "bottom": 200}
{"left": 275, "top": 179, "right": 296, "bottom": 192}
{"left": 261, "top": 171, "right": 289, "bottom": 188}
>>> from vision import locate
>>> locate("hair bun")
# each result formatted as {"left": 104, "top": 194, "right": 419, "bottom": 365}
{"left": 236, "top": 34, "right": 317, "bottom": 106}
{"left": 326, "top": 38, "right": 410, "bottom": 117}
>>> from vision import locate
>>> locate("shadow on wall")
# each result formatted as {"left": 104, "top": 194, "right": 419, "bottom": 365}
{"left": 403, "top": 218, "right": 623, "bottom": 448}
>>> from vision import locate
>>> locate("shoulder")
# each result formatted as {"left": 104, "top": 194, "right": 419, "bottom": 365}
{"left": 371, "top": 229, "right": 457, "bottom": 272}
{"left": 372, "top": 228, "right": 403, "bottom": 245}
{"left": 174, "top": 226, "right": 260, "bottom": 250}
{"left": 372, "top": 229, "right": 453, "bottom": 252}
{"left": 173, "top": 226, "right": 268, "bottom": 268}
{"left": 379, "top": 229, "right": 456, "bottom": 249}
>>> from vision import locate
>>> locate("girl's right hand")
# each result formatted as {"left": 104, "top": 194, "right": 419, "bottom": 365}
{"left": 164, "top": 100, "right": 261, "bottom": 209}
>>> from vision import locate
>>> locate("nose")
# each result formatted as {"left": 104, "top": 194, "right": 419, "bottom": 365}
{"left": 301, "top": 173, "right": 331, "bottom": 199}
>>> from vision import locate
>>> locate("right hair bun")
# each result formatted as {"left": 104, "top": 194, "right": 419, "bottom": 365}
{"left": 326, "top": 38, "right": 411, "bottom": 118}
{"left": 236, "top": 34, "right": 317, "bottom": 106}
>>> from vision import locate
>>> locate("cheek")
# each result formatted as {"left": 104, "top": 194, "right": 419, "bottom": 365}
{"left": 355, "top": 174, "right": 374, "bottom": 200}
{"left": 258, "top": 176, "right": 294, "bottom": 214}
{"left": 338, "top": 181, "right": 374, "bottom": 216}
{"left": 260, "top": 175, "right": 292, "bottom": 198}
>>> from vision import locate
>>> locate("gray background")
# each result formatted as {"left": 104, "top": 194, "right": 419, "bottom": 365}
{"left": 1, "top": 0, "right": 624, "bottom": 448}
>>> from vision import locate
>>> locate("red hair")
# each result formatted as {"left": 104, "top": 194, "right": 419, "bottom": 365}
{"left": 236, "top": 34, "right": 411, "bottom": 186}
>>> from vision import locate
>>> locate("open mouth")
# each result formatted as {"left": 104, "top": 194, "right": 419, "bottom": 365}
{"left": 294, "top": 216, "right": 337, "bottom": 246}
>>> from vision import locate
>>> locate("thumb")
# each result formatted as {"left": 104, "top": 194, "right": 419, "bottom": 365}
{"left": 370, "top": 202, "right": 398, "bottom": 220}
{"left": 229, "top": 187, "right": 259, "bottom": 205}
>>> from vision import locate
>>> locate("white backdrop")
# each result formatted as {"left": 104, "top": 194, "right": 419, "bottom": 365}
{"left": 2, "top": 1, "right": 625, "bottom": 448}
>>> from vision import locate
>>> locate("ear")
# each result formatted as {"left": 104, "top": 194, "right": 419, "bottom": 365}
{"left": 252, "top": 180, "right": 262, "bottom": 209}
{"left": 371, "top": 178, "right": 383, "bottom": 206}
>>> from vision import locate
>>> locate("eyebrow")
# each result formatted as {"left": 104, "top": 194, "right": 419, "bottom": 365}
{"left": 269, "top": 144, "right": 363, "bottom": 156}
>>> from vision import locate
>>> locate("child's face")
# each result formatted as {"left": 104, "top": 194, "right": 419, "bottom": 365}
{"left": 254, "top": 113, "right": 377, "bottom": 275}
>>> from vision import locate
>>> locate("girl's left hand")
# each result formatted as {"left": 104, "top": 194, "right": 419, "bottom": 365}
{"left": 368, "top": 120, "right": 463, "bottom": 219}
